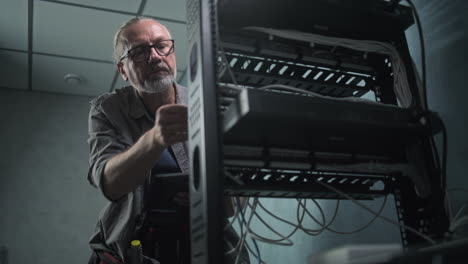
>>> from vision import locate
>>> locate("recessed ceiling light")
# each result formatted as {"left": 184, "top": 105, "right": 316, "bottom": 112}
{"left": 64, "top": 73, "right": 84, "bottom": 85}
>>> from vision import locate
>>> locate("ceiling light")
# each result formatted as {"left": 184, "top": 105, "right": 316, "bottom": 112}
{"left": 64, "top": 73, "right": 84, "bottom": 85}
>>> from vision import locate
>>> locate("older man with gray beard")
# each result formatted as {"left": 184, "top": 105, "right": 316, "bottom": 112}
{"left": 86, "top": 16, "right": 190, "bottom": 264}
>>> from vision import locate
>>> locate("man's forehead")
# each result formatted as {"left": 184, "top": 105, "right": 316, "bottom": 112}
{"left": 124, "top": 20, "right": 170, "bottom": 43}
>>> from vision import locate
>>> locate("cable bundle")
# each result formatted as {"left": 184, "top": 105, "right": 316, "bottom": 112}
{"left": 224, "top": 176, "right": 438, "bottom": 264}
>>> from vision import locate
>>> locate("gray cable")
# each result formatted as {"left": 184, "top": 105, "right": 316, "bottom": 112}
{"left": 315, "top": 180, "right": 436, "bottom": 245}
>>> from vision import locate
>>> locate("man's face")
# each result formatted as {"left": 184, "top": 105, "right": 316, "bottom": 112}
{"left": 118, "top": 20, "right": 177, "bottom": 93}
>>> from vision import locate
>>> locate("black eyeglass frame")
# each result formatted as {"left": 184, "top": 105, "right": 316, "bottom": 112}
{"left": 119, "top": 39, "right": 175, "bottom": 62}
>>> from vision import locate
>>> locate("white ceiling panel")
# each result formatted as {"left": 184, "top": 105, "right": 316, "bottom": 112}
{"left": 33, "top": 1, "right": 134, "bottom": 61}
{"left": 32, "top": 54, "right": 116, "bottom": 97}
{"left": 0, "top": 51, "right": 28, "bottom": 90}
{"left": 0, "top": 0, "right": 28, "bottom": 50}
{"left": 144, "top": 0, "right": 187, "bottom": 22}
{"left": 53, "top": 0, "right": 142, "bottom": 13}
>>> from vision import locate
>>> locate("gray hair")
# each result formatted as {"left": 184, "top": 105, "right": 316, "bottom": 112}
{"left": 112, "top": 17, "right": 172, "bottom": 63}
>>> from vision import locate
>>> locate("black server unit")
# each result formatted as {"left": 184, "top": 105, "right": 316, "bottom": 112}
{"left": 186, "top": 0, "right": 450, "bottom": 263}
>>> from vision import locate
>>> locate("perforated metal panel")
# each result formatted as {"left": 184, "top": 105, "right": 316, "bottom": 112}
{"left": 186, "top": 0, "right": 224, "bottom": 263}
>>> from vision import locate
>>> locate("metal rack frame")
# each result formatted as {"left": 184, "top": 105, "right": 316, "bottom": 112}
{"left": 185, "top": 0, "right": 449, "bottom": 263}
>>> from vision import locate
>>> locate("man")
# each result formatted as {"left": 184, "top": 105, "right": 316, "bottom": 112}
{"left": 87, "top": 17, "right": 249, "bottom": 264}
{"left": 87, "top": 17, "right": 190, "bottom": 263}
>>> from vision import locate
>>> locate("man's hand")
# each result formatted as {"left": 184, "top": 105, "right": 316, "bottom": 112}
{"left": 152, "top": 104, "right": 188, "bottom": 147}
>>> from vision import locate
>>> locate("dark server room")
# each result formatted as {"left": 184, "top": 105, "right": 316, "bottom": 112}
{"left": 0, "top": 0, "right": 467, "bottom": 263}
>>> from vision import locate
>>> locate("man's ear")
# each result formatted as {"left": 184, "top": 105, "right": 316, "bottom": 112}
{"left": 117, "top": 62, "right": 128, "bottom": 81}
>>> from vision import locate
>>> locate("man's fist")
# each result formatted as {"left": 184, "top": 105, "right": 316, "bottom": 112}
{"left": 152, "top": 104, "right": 188, "bottom": 147}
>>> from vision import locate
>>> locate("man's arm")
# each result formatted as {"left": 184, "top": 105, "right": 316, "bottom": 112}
{"left": 102, "top": 128, "right": 164, "bottom": 200}
{"left": 101, "top": 104, "right": 188, "bottom": 201}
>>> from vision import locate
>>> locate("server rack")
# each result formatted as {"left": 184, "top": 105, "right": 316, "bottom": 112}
{"left": 185, "top": 0, "right": 450, "bottom": 263}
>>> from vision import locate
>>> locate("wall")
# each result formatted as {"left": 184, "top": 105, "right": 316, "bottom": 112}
{"left": 0, "top": 89, "right": 107, "bottom": 264}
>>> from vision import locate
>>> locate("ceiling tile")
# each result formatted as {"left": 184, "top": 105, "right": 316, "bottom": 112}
{"left": 50, "top": 0, "right": 142, "bottom": 13}
{"left": 144, "top": 0, "right": 187, "bottom": 22}
{"left": 33, "top": 1, "right": 134, "bottom": 61}
{"left": 0, "top": 50, "right": 28, "bottom": 90}
{"left": 32, "top": 54, "right": 115, "bottom": 97}
{"left": 0, "top": 0, "right": 28, "bottom": 50}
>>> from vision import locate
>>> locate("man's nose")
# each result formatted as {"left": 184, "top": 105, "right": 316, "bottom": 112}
{"left": 148, "top": 47, "right": 162, "bottom": 62}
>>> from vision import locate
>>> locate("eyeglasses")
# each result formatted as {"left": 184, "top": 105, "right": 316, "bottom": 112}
{"left": 119, "top": 39, "right": 175, "bottom": 62}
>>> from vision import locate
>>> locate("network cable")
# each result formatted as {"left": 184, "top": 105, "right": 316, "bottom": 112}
{"left": 315, "top": 179, "right": 437, "bottom": 245}
{"left": 244, "top": 199, "right": 298, "bottom": 246}
{"left": 235, "top": 197, "right": 262, "bottom": 264}
{"left": 299, "top": 196, "right": 388, "bottom": 235}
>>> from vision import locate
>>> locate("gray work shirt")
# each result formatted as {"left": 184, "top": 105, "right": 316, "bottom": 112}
{"left": 87, "top": 84, "right": 189, "bottom": 262}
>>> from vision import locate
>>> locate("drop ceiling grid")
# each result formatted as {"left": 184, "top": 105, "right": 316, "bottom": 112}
{"left": 0, "top": 0, "right": 189, "bottom": 96}
{"left": 31, "top": 0, "right": 138, "bottom": 96}
{"left": 33, "top": 1, "right": 137, "bottom": 61}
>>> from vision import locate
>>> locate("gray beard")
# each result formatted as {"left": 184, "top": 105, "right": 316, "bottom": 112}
{"left": 140, "top": 75, "right": 175, "bottom": 94}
